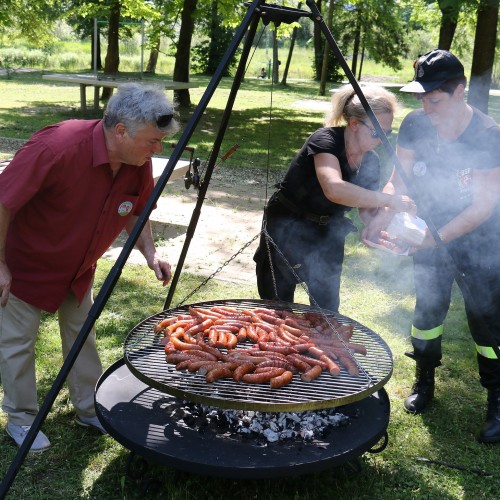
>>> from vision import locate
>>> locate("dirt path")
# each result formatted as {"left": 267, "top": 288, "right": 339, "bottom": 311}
{"left": 102, "top": 98, "right": 328, "bottom": 285}
{"left": 103, "top": 166, "right": 280, "bottom": 285}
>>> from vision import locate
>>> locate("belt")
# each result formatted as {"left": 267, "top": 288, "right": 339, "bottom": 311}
{"left": 275, "top": 191, "right": 331, "bottom": 225}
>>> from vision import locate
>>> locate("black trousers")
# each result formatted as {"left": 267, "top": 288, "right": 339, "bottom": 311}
{"left": 412, "top": 235, "right": 500, "bottom": 388}
{"left": 254, "top": 195, "right": 355, "bottom": 313}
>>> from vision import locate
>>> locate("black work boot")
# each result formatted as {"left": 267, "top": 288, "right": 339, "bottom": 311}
{"left": 404, "top": 353, "right": 438, "bottom": 414}
{"left": 478, "top": 388, "right": 500, "bottom": 444}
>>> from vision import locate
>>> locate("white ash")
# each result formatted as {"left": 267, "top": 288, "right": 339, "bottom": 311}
{"left": 169, "top": 401, "right": 349, "bottom": 445}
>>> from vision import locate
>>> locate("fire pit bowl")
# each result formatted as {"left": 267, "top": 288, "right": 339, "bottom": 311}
{"left": 96, "top": 299, "right": 393, "bottom": 478}
{"left": 95, "top": 359, "right": 390, "bottom": 479}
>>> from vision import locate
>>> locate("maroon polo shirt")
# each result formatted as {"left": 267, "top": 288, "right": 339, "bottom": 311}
{"left": 0, "top": 119, "right": 154, "bottom": 313}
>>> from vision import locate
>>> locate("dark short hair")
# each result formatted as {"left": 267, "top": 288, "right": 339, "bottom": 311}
{"left": 437, "top": 75, "right": 467, "bottom": 95}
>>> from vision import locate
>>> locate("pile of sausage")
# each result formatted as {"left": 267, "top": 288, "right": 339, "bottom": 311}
{"left": 154, "top": 305, "right": 367, "bottom": 389}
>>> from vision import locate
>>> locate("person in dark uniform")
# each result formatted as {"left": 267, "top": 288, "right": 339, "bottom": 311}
{"left": 363, "top": 50, "right": 500, "bottom": 443}
{"left": 254, "top": 84, "right": 415, "bottom": 313}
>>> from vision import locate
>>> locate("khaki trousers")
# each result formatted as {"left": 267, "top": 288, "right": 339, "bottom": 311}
{"left": 0, "top": 287, "right": 103, "bottom": 426}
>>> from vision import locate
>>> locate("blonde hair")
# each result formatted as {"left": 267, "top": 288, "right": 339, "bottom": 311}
{"left": 325, "top": 84, "right": 399, "bottom": 127}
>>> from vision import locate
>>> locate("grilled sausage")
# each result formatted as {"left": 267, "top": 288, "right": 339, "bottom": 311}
{"left": 286, "top": 354, "right": 312, "bottom": 372}
{"left": 232, "top": 363, "right": 256, "bottom": 382}
{"left": 166, "top": 352, "right": 198, "bottom": 364}
{"left": 242, "top": 367, "right": 286, "bottom": 383}
{"left": 258, "top": 342, "right": 297, "bottom": 355}
{"left": 185, "top": 350, "right": 219, "bottom": 361}
{"left": 225, "top": 332, "right": 238, "bottom": 350}
{"left": 205, "top": 366, "right": 234, "bottom": 383}
{"left": 170, "top": 336, "right": 203, "bottom": 352}
{"left": 200, "top": 343, "right": 225, "bottom": 360}
{"left": 236, "top": 327, "right": 247, "bottom": 342}
{"left": 300, "top": 364, "right": 323, "bottom": 382}
{"left": 246, "top": 324, "right": 259, "bottom": 343}
{"left": 270, "top": 370, "right": 294, "bottom": 389}
{"left": 215, "top": 330, "right": 228, "bottom": 349}
{"left": 320, "top": 354, "right": 341, "bottom": 377}
{"left": 291, "top": 353, "right": 328, "bottom": 370}
{"left": 184, "top": 318, "right": 214, "bottom": 336}
{"left": 154, "top": 316, "right": 178, "bottom": 333}
{"left": 336, "top": 355, "right": 360, "bottom": 376}
{"left": 255, "top": 360, "right": 297, "bottom": 373}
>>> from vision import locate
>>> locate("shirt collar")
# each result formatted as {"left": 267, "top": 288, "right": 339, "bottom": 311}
{"left": 92, "top": 120, "right": 111, "bottom": 168}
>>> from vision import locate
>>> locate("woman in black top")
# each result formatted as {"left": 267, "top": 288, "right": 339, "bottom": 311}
{"left": 254, "top": 84, "right": 415, "bottom": 312}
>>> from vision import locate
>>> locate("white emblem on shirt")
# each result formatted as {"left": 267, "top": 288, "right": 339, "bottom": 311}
{"left": 118, "top": 201, "right": 133, "bottom": 216}
{"left": 413, "top": 161, "right": 427, "bottom": 177}
{"left": 457, "top": 168, "right": 472, "bottom": 199}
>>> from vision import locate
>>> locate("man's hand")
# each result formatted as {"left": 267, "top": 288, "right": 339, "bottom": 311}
{"left": 0, "top": 261, "right": 12, "bottom": 306}
{"left": 148, "top": 255, "right": 172, "bottom": 286}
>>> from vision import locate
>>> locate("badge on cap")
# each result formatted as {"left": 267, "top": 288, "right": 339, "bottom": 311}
{"left": 413, "top": 161, "right": 427, "bottom": 177}
{"left": 118, "top": 201, "right": 133, "bottom": 216}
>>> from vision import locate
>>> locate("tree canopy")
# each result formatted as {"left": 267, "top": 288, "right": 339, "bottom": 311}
{"left": 0, "top": 0, "right": 498, "bottom": 108}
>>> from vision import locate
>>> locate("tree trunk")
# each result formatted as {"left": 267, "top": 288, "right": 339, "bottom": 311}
{"left": 437, "top": 1, "right": 460, "bottom": 50}
{"left": 313, "top": 0, "right": 323, "bottom": 80}
{"left": 174, "top": 0, "right": 198, "bottom": 107}
{"left": 468, "top": 0, "right": 499, "bottom": 113}
{"left": 351, "top": 8, "right": 362, "bottom": 78}
{"left": 207, "top": 1, "right": 219, "bottom": 74}
{"left": 319, "top": 0, "right": 335, "bottom": 96}
{"left": 102, "top": 1, "right": 120, "bottom": 101}
{"left": 281, "top": 2, "right": 302, "bottom": 85}
{"left": 146, "top": 38, "right": 161, "bottom": 74}
{"left": 358, "top": 42, "right": 365, "bottom": 81}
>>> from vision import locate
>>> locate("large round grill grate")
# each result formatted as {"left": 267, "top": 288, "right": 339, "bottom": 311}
{"left": 123, "top": 299, "right": 393, "bottom": 411}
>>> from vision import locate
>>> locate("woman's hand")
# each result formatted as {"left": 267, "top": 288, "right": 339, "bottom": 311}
{"left": 386, "top": 194, "right": 417, "bottom": 214}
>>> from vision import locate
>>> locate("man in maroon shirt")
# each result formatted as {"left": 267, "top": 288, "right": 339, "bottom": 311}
{"left": 0, "top": 82, "right": 179, "bottom": 452}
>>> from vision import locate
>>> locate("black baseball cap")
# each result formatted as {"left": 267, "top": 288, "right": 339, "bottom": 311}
{"left": 400, "top": 49, "right": 465, "bottom": 93}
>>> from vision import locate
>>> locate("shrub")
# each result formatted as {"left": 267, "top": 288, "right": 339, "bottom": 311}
{"left": 0, "top": 47, "right": 48, "bottom": 68}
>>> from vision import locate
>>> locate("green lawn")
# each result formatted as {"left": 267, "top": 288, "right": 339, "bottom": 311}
{"left": 0, "top": 70, "right": 499, "bottom": 499}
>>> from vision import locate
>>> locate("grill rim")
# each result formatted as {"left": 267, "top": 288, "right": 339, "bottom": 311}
{"left": 123, "top": 298, "right": 394, "bottom": 412}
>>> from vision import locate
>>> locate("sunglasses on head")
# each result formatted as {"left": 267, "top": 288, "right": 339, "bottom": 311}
{"left": 156, "top": 113, "right": 173, "bottom": 128}
{"left": 359, "top": 120, "right": 392, "bottom": 139}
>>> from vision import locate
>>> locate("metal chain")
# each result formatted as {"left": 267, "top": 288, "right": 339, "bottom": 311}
{"left": 175, "top": 233, "right": 261, "bottom": 308}
{"left": 261, "top": 228, "right": 374, "bottom": 383}
{"left": 262, "top": 228, "right": 321, "bottom": 309}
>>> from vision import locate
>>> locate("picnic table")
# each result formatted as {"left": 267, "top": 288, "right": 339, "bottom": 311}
{"left": 0, "top": 156, "right": 190, "bottom": 186}
{"left": 42, "top": 73, "right": 199, "bottom": 112}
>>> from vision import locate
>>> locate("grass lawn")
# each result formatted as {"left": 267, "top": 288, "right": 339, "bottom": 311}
{"left": 0, "top": 68, "right": 499, "bottom": 499}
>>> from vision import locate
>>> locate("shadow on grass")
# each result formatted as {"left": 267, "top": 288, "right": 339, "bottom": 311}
{"left": 85, "top": 434, "right": 475, "bottom": 500}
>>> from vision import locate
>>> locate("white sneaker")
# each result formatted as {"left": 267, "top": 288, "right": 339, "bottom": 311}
{"left": 6, "top": 421, "right": 51, "bottom": 453}
{"left": 75, "top": 414, "right": 107, "bottom": 434}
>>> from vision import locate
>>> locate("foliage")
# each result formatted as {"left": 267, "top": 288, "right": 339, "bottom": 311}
{"left": 308, "top": 3, "right": 350, "bottom": 83}
{"left": 400, "top": 0, "right": 479, "bottom": 59}
{"left": 0, "top": 0, "right": 61, "bottom": 45}
{"left": 346, "top": 0, "right": 409, "bottom": 72}
{"left": 191, "top": 1, "right": 240, "bottom": 76}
